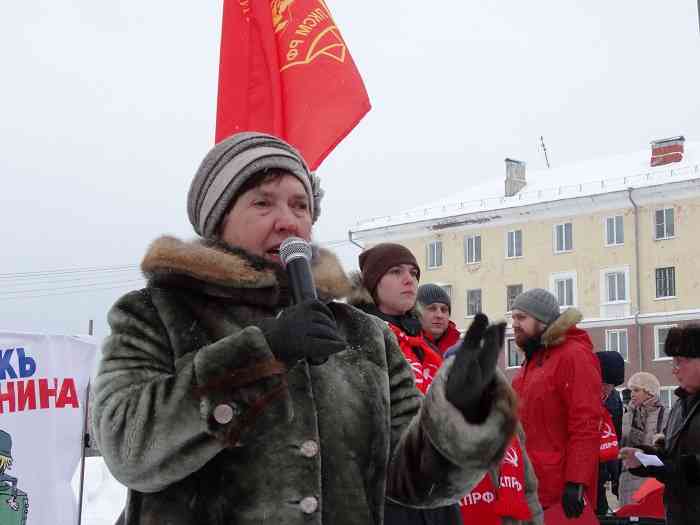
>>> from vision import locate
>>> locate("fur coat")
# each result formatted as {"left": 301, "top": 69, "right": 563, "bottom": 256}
{"left": 91, "top": 237, "right": 518, "bottom": 525}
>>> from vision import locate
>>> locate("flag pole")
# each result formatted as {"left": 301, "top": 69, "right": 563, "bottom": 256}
{"left": 77, "top": 319, "right": 93, "bottom": 525}
{"left": 77, "top": 381, "right": 90, "bottom": 525}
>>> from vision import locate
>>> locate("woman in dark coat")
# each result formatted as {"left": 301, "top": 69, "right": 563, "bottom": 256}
{"left": 91, "top": 132, "right": 519, "bottom": 525}
{"left": 621, "top": 325, "right": 700, "bottom": 525}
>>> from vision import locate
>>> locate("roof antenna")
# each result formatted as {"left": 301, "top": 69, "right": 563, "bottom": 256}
{"left": 540, "top": 136, "right": 551, "bottom": 168}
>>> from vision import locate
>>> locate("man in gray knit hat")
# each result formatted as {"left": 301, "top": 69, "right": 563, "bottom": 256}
{"left": 417, "top": 284, "right": 460, "bottom": 356}
{"left": 510, "top": 288, "right": 603, "bottom": 520}
{"left": 92, "top": 132, "right": 519, "bottom": 525}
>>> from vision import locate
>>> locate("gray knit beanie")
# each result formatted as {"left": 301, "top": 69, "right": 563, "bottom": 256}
{"left": 511, "top": 288, "right": 561, "bottom": 325}
{"left": 417, "top": 284, "right": 451, "bottom": 313}
{"left": 187, "top": 132, "right": 323, "bottom": 239}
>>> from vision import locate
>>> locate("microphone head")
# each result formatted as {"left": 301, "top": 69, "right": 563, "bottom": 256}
{"left": 279, "top": 237, "right": 313, "bottom": 268}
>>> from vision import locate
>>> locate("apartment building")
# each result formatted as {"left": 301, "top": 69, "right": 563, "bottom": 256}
{"left": 349, "top": 136, "right": 700, "bottom": 407}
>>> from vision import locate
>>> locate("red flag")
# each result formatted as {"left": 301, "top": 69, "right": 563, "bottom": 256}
{"left": 216, "top": 0, "right": 371, "bottom": 170}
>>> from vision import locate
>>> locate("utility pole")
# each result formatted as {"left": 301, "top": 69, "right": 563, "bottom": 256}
{"left": 88, "top": 319, "right": 94, "bottom": 336}
{"left": 540, "top": 136, "right": 551, "bottom": 168}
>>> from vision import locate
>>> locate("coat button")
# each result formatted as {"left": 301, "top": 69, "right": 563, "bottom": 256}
{"left": 300, "top": 440, "right": 319, "bottom": 458}
{"left": 213, "top": 404, "right": 234, "bottom": 424}
{"left": 299, "top": 496, "right": 318, "bottom": 514}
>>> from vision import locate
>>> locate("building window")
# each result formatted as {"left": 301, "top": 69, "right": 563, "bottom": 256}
{"left": 606, "top": 215, "right": 624, "bottom": 246}
{"left": 506, "top": 338, "right": 524, "bottom": 368}
{"left": 659, "top": 386, "right": 679, "bottom": 411}
{"left": 654, "top": 324, "right": 677, "bottom": 360}
{"left": 464, "top": 234, "right": 482, "bottom": 264}
{"left": 655, "top": 207, "right": 675, "bottom": 240}
{"left": 427, "top": 240, "right": 443, "bottom": 269}
{"left": 554, "top": 222, "right": 573, "bottom": 253}
{"left": 466, "top": 289, "right": 482, "bottom": 317}
{"left": 506, "top": 284, "right": 523, "bottom": 312}
{"left": 506, "top": 230, "right": 523, "bottom": 258}
{"left": 606, "top": 329, "right": 629, "bottom": 361}
{"left": 655, "top": 267, "right": 676, "bottom": 299}
{"left": 605, "top": 271, "right": 627, "bottom": 303}
{"left": 554, "top": 277, "right": 575, "bottom": 307}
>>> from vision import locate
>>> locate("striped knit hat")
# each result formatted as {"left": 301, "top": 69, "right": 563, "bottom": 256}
{"left": 187, "top": 132, "right": 323, "bottom": 239}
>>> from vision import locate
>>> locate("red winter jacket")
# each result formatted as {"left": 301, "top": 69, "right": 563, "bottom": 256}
{"left": 511, "top": 309, "right": 603, "bottom": 510}
{"left": 425, "top": 320, "right": 461, "bottom": 357}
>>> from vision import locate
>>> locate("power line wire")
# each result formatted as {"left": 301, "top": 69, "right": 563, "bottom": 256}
{"left": 0, "top": 281, "right": 146, "bottom": 301}
{"left": 0, "top": 278, "right": 145, "bottom": 297}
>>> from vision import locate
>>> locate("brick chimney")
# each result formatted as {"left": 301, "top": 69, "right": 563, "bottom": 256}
{"left": 650, "top": 136, "right": 685, "bottom": 167}
{"left": 505, "top": 158, "right": 526, "bottom": 197}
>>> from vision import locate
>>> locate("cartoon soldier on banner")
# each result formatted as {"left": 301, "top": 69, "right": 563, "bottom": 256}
{"left": 0, "top": 430, "right": 29, "bottom": 525}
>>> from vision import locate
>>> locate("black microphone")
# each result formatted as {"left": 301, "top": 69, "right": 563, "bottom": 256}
{"left": 279, "top": 237, "right": 327, "bottom": 365}
{"left": 279, "top": 237, "right": 317, "bottom": 304}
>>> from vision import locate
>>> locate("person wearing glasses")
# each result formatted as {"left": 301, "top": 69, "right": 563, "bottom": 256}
{"left": 620, "top": 324, "right": 700, "bottom": 525}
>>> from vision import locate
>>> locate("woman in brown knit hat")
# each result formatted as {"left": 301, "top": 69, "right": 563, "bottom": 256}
{"left": 350, "top": 243, "right": 520, "bottom": 525}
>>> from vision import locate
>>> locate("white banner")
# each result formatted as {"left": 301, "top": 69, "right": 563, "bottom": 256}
{"left": 0, "top": 332, "right": 97, "bottom": 525}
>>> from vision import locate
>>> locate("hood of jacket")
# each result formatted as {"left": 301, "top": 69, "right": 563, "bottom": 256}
{"left": 541, "top": 308, "right": 584, "bottom": 348}
{"left": 141, "top": 235, "right": 352, "bottom": 305}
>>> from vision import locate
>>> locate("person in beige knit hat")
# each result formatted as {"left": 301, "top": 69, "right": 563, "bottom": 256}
{"left": 618, "top": 371, "right": 666, "bottom": 505}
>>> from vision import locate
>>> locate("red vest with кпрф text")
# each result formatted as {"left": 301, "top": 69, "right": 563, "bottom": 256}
{"left": 599, "top": 407, "right": 619, "bottom": 462}
{"left": 387, "top": 323, "right": 442, "bottom": 394}
{"left": 458, "top": 437, "right": 532, "bottom": 524}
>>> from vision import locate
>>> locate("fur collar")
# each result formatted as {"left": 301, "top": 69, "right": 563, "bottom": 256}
{"left": 141, "top": 235, "right": 352, "bottom": 301}
{"left": 541, "top": 308, "right": 583, "bottom": 348}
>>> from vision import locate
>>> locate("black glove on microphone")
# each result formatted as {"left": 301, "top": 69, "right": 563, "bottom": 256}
{"left": 257, "top": 299, "right": 347, "bottom": 366}
{"left": 445, "top": 313, "right": 506, "bottom": 422}
{"left": 561, "top": 482, "right": 585, "bottom": 518}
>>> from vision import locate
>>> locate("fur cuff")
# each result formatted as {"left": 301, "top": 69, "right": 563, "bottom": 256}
{"left": 421, "top": 358, "right": 518, "bottom": 468}
{"left": 193, "top": 327, "right": 293, "bottom": 446}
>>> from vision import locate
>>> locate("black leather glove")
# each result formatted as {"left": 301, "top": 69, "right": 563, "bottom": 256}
{"left": 258, "top": 300, "right": 347, "bottom": 366}
{"left": 445, "top": 313, "right": 506, "bottom": 421}
{"left": 561, "top": 482, "right": 585, "bottom": 518}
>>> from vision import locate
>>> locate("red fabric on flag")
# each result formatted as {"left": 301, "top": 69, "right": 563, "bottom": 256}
{"left": 615, "top": 479, "right": 665, "bottom": 519}
{"left": 216, "top": 0, "right": 371, "bottom": 170}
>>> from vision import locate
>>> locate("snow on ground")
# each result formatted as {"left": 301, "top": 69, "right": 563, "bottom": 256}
{"left": 72, "top": 458, "right": 126, "bottom": 525}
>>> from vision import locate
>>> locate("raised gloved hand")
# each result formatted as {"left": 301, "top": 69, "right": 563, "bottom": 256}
{"left": 257, "top": 300, "right": 346, "bottom": 366}
{"left": 445, "top": 313, "right": 506, "bottom": 421}
{"left": 561, "top": 482, "right": 585, "bottom": 518}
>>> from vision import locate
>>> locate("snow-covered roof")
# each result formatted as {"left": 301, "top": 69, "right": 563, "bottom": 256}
{"left": 351, "top": 140, "right": 700, "bottom": 233}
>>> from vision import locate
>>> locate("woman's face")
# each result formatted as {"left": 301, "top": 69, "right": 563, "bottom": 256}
{"left": 375, "top": 264, "right": 419, "bottom": 316}
{"left": 220, "top": 174, "right": 312, "bottom": 264}
{"left": 629, "top": 385, "right": 652, "bottom": 406}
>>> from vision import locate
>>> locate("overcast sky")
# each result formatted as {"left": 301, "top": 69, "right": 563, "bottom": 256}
{"left": 1, "top": 1, "right": 699, "bottom": 340}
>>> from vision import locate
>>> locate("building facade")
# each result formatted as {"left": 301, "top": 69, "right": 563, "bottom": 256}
{"left": 350, "top": 137, "right": 700, "bottom": 407}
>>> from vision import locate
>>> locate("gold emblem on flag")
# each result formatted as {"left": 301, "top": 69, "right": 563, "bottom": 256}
{"left": 281, "top": 26, "right": 346, "bottom": 71}
{"left": 272, "top": 0, "right": 295, "bottom": 33}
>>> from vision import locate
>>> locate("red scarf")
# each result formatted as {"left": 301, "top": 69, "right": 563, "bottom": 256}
{"left": 599, "top": 407, "right": 619, "bottom": 462}
{"left": 458, "top": 438, "right": 532, "bottom": 524}
{"left": 387, "top": 323, "right": 442, "bottom": 394}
